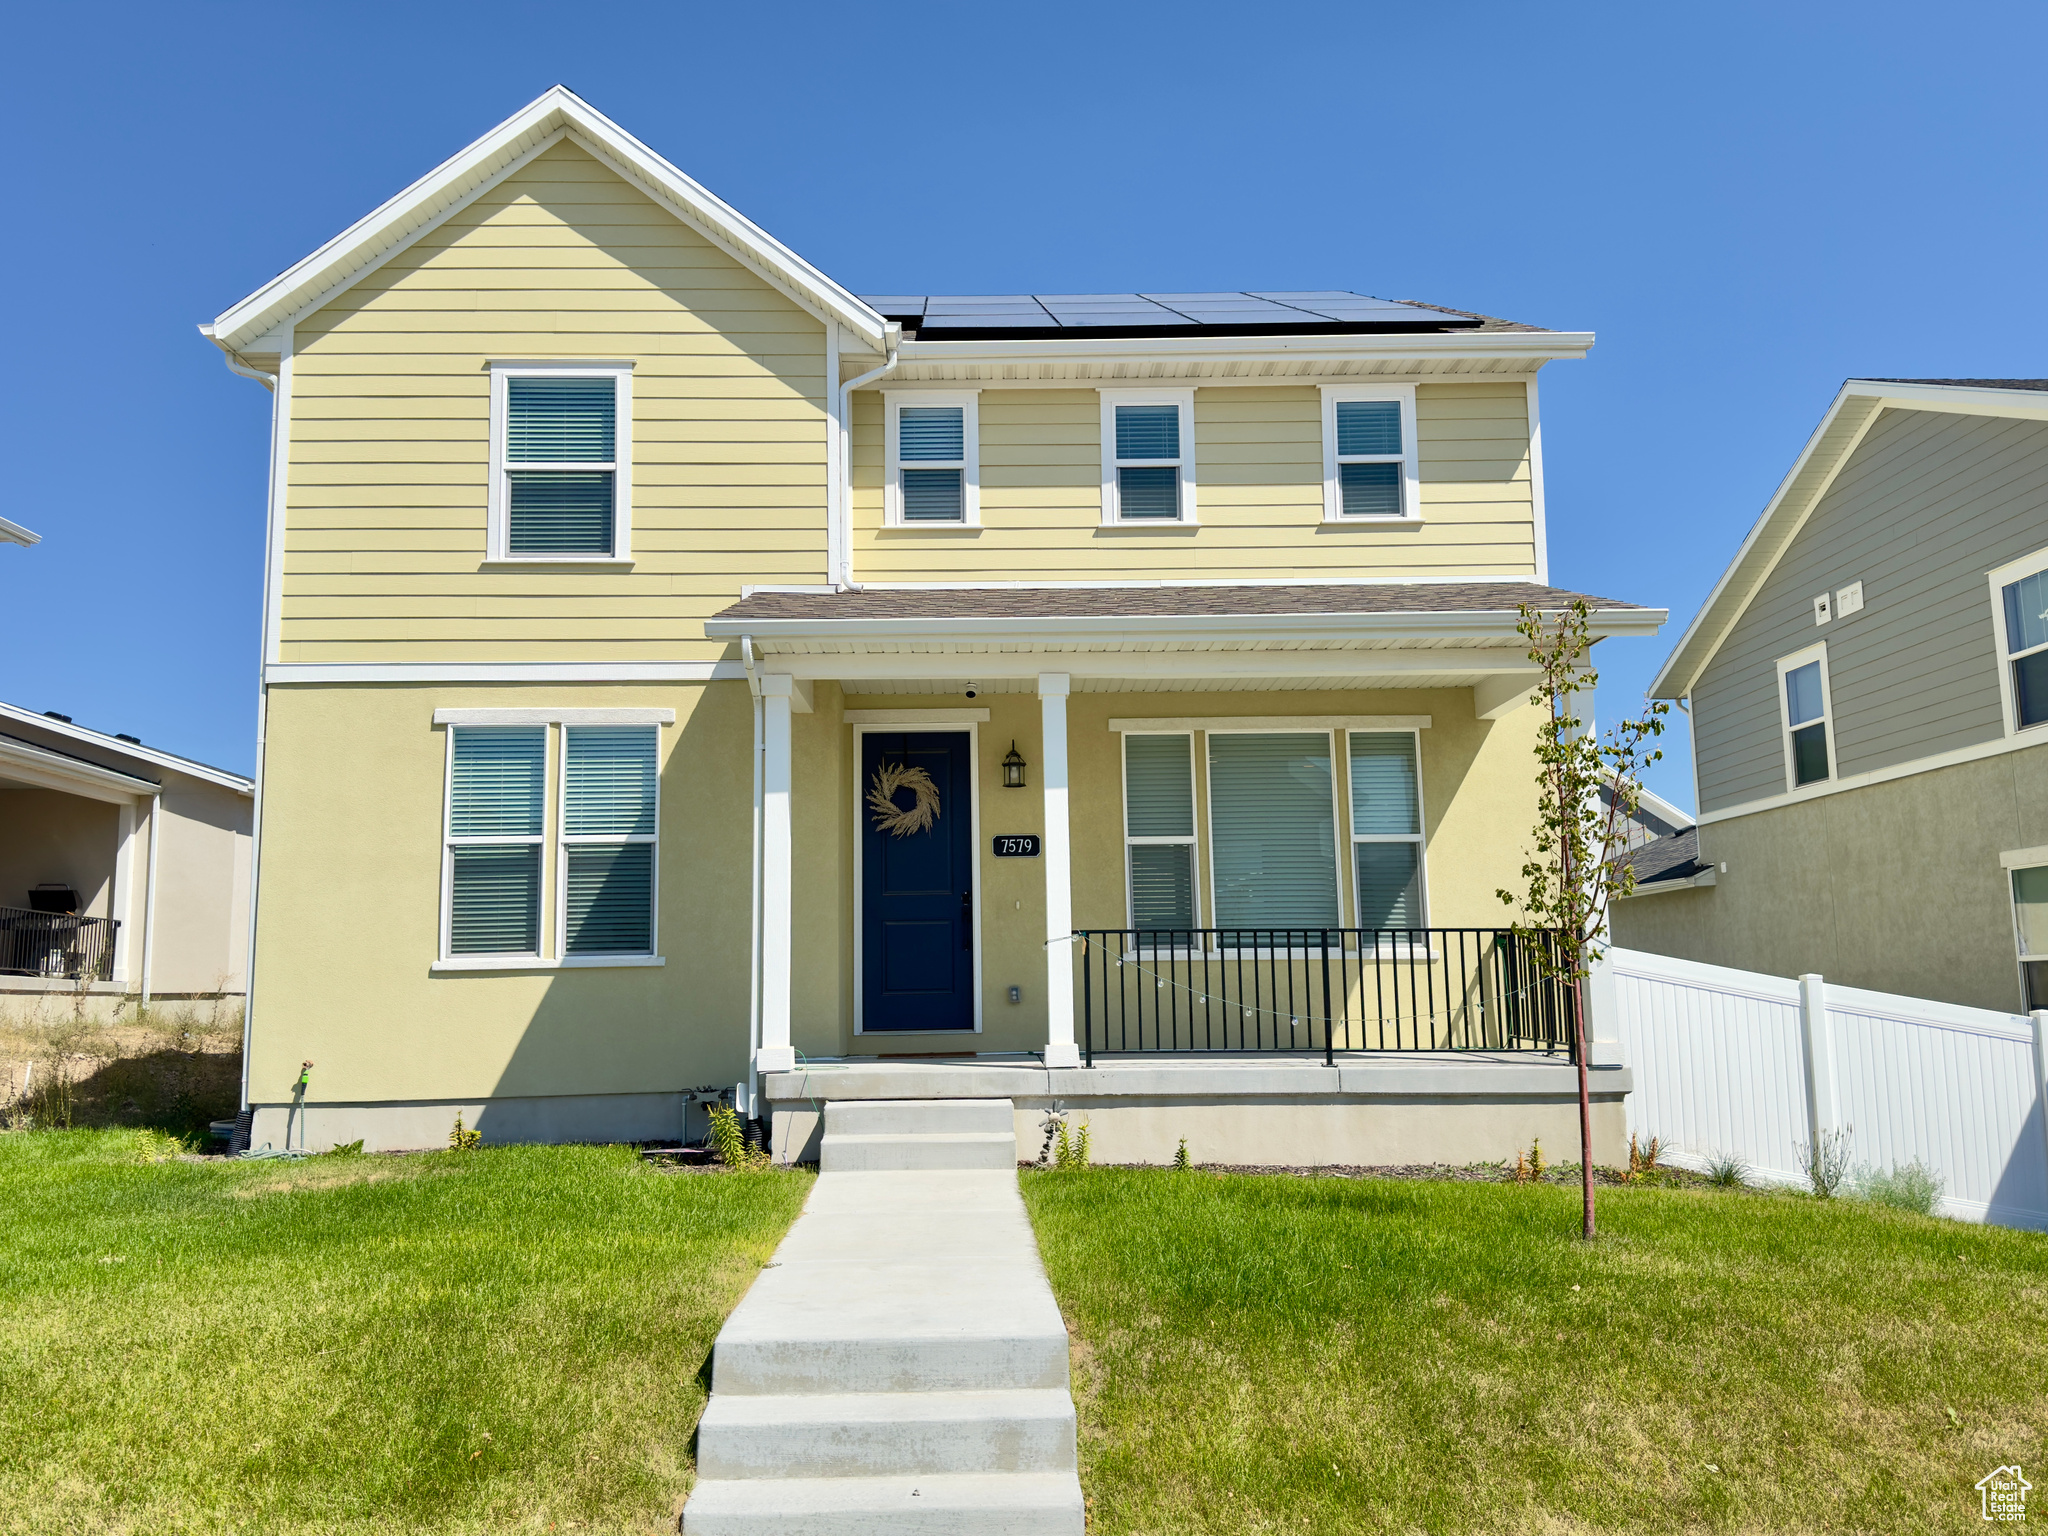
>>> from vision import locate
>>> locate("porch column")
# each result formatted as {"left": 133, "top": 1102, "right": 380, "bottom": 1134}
{"left": 757, "top": 674, "right": 796, "bottom": 1074}
{"left": 1039, "top": 672, "right": 1082, "bottom": 1068}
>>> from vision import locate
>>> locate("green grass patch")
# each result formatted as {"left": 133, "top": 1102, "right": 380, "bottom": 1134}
{"left": 1022, "top": 1168, "right": 2048, "bottom": 1534}
{"left": 0, "top": 1130, "right": 810, "bottom": 1535}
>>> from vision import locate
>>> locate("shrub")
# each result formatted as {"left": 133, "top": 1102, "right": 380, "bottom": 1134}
{"left": 1173, "top": 1137, "right": 1191, "bottom": 1171}
{"left": 1796, "top": 1126, "right": 1854, "bottom": 1199}
{"left": 1853, "top": 1159, "right": 1944, "bottom": 1217}
{"left": 1703, "top": 1150, "right": 1750, "bottom": 1189}
{"left": 448, "top": 1114, "right": 481, "bottom": 1152}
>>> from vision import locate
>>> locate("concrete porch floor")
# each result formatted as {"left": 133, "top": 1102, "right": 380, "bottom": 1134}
{"left": 764, "top": 1052, "right": 1631, "bottom": 1169}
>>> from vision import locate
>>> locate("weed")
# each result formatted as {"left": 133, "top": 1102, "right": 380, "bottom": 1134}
{"left": 448, "top": 1114, "right": 481, "bottom": 1152}
{"left": 1627, "top": 1132, "right": 1665, "bottom": 1181}
{"left": 1853, "top": 1159, "right": 1945, "bottom": 1217}
{"left": 325, "top": 1139, "right": 366, "bottom": 1158}
{"left": 707, "top": 1104, "right": 767, "bottom": 1170}
{"left": 1053, "top": 1117, "right": 1091, "bottom": 1170}
{"left": 1173, "top": 1137, "right": 1191, "bottom": 1171}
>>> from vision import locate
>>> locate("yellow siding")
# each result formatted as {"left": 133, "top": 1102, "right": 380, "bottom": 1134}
{"left": 849, "top": 382, "right": 1535, "bottom": 583}
{"left": 282, "top": 140, "right": 828, "bottom": 663}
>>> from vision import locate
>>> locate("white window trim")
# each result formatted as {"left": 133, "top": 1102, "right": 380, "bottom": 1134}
{"left": 1199, "top": 728, "right": 1346, "bottom": 933}
{"left": 1121, "top": 730, "right": 1201, "bottom": 931}
{"left": 554, "top": 724, "right": 660, "bottom": 962}
{"left": 1987, "top": 545, "right": 2048, "bottom": 739}
{"left": 884, "top": 390, "right": 980, "bottom": 527}
{"left": 1099, "top": 388, "right": 1198, "bottom": 526}
{"left": 1320, "top": 384, "right": 1420, "bottom": 523}
{"left": 440, "top": 724, "right": 548, "bottom": 965}
{"left": 1342, "top": 727, "right": 1430, "bottom": 930}
{"left": 487, "top": 362, "right": 634, "bottom": 562}
{"left": 1774, "top": 641, "right": 1838, "bottom": 795}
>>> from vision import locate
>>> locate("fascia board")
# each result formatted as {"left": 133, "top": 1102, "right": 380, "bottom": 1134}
{"left": 207, "top": 87, "right": 887, "bottom": 353}
{"left": 894, "top": 331, "right": 1593, "bottom": 367}
{"left": 0, "top": 701, "right": 252, "bottom": 793}
{"left": 0, "top": 737, "right": 161, "bottom": 798}
{"left": 1841, "top": 379, "right": 2048, "bottom": 418}
{"left": 0, "top": 515, "right": 40, "bottom": 546}
{"left": 706, "top": 607, "right": 1664, "bottom": 646}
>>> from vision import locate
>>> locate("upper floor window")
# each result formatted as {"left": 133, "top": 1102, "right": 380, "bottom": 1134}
{"left": 1321, "top": 385, "right": 1419, "bottom": 521}
{"left": 1776, "top": 644, "right": 1835, "bottom": 790}
{"left": 1994, "top": 551, "right": 2048, "bottom": 732}
{"left": 886, "top": 392, "right": 979, "bottom": 525}
{"left": 488, "top": 364, "right": 632, "bottom": 560}
{"left": 1101, "top": 390, "right": 1196, "bottom": 524}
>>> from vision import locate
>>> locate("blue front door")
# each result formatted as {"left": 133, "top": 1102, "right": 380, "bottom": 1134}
{"left": 861, "top": 731, "right": 975, "bottom": 1033}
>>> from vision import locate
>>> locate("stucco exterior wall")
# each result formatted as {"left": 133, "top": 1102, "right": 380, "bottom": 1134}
{"left": 1612, "top": 744, "right": 2048, "bottom": 1012}
{"left": 0, "top": 789, "right": 118, "bottom": 918}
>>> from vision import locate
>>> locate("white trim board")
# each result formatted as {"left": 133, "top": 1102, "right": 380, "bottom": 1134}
{"left": 1698, "top": 726, "right": 2046, "bottom": 825}
{"left": 433, "top": 707, "right": 675, "bottom": 726}
{"left": 842, "top": 708, "right": 990, "bottom": 725}
{"left": 267, "top": 661, "right": 742, "bottom": 684}
{"left": 1108, "top": 714, "right": 1431, "bottom": 733}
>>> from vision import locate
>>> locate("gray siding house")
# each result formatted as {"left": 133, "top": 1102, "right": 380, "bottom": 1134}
{"left": 1616, "top": 379, "right": 2048, "bottom": 1013}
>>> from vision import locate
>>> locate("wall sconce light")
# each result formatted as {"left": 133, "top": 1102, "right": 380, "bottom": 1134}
{"left": 1001, "top": 740, "right": 1027, "bottom": 788}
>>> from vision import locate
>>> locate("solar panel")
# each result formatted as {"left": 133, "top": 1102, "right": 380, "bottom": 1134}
{"left": 854, "top": 290, "right": 1486, "bottom": 337}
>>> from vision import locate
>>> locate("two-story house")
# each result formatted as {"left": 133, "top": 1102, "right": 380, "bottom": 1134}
{"left": 1619, "top": 379, "right": 2048, "bottom": 1014}
{"left": 204, "top": 88, "right": 1661, "bottom": 1157}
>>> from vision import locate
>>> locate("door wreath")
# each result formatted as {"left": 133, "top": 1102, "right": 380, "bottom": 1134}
{"left": 867, "top": 761, "right": 941, "bottom": 838}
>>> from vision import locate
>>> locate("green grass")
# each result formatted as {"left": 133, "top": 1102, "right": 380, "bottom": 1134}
{"left": 0, "top": 1130, "right": 810, "bottom": 1536}
{"left": 1022, "top": 1168, "right": 2048, "bottom": 1535}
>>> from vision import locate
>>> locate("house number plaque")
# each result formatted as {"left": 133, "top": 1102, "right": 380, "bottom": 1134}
{"left": 991, "top": 835, "right": 1042, "bottom": 858}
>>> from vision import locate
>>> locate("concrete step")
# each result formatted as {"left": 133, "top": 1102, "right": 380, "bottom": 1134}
{"left": 681, "top": 1471, "right": 1085, "bottom": 1535}
{"left": 824, "top": 1097, "right": 1014, "bottom": 1138}
{"left": 695, "top": 1387, "right": 1076, "bottom": 1479}
{"left": 820, "top": 1131, "right": 1017, "bottom": 1173}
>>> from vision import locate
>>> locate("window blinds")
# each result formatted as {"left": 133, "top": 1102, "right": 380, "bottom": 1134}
{"left": 1348, "top": 733, "right": 1420, "bottom": 835}
{"left": 508, "top": 377, "right": 615, "bottom": 460}
{"left": 1125, "top": 735, "right": 1196, "bottom": 930}
{"left": 450, "top": 728, "right": 545, "bottom": 837}
{"left": 1207, "top": 733, "right": 1338, "bottom": 928}
{"left": 564, "top": 727, "right": 657, "bottom": 834}
{"left": 447, "top": 727, "right": 545, "bottom": 955}
{"left": 1335, "top": 400, "right": 1401, "bottom": 457}
{"left": 449, "top": 846, "right": 542, "bottom": 954}
{"left": 505, "top": 376, "right": 617, "bottom": 555}
{"left": 563, "top": 726, "right": 656, "bottom": 954}
{"left": 566, "top": 844, "right": 654, "bottom": 955}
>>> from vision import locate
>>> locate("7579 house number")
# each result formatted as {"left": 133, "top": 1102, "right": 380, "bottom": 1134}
{"left": 991, "top": 835, "right": 1042, "bottom": 858}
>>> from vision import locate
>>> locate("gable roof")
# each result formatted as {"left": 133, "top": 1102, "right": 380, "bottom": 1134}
{"left": 1649, "top": 378, "right": 2048, "bottom": 699}
{"left": 201, "top": 86, "right": 891, "bottom": 358}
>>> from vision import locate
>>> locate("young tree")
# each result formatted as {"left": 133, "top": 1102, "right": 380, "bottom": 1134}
{"left": 1497, "top": 600, "right": 1670, "bottom": 1240}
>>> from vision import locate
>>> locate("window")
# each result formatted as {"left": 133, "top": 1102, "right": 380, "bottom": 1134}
{"left": 2012, "top": 864, "right": 2048, "bottom": 1010}
{"left": 1100, "top": 390, "right": 1196, "bottom": 523}
{"left": 886, "top": 392, "right": 979, "bottom": 525}
{"left": 560, "top": 726, "right": 658, "bottom": 956}
{"left": 1206, "top": 733, "right": 1340, "bottom": 929}
{"left": 1348, "top": 731, "right": 1427, "bottom": 929}
{"left": 1776, "top": 645, "right": 1835, "bottom": 790}
{"left": 488, "top": 364, "right": 632, "bottom": 560}
{"left": 444, "top": 727, "right": 546, "bottom": 956}
{"left": 1998, "top": 559, "right": 2048, "bottom": 732}
{"left": 1123, "top": 734, "right": 1198, "bottom": 931}
{"left": 1320, "top": 385, "right": 1419, "bottom": 521}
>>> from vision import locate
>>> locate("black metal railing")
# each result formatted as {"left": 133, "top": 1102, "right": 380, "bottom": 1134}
{"left": 0, "top": 906, "right": 120, "bottom": 981}
{"left": 1073, "top": 927, "right": 1577, "bottom": 1065}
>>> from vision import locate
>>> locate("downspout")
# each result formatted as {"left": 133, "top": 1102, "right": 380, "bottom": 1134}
{"left": 742, "top": 634, "right": 764, "bottom": 1132}
{"left": 139, "top": 792, "right": 161, "bottom": 1005}
{"left": 832, "top": 325, "right": 900, "bottom": 590}
{"left": 210, "top": 336, "right": 285, "bottom": 1116}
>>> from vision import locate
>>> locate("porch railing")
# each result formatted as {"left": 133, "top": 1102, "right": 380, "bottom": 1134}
{"left": 0, "top": 906, "right": 120, "bottom": 982}
{"left": 1073, "top": 927, "right": 1577, "bottom": 1065}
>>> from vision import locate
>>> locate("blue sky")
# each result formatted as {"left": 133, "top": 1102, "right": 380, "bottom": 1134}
{"left": 5, "top": 1, "right": 2046, "bottom": 805}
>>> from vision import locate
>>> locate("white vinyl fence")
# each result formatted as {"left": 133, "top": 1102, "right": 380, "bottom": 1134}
{"left": 1598, "top": 946, "right": 2048, "bottom": 1230}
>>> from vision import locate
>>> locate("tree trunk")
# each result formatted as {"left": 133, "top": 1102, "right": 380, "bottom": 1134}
{"left": 1573, "top": 970, "right": 1595, "bottom": 1239}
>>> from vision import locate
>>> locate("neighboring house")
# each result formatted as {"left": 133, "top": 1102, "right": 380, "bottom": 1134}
{"left": 0, "top": 701, "right": 253, "bottom": 1003}
{"left": 1618, "top": 379, "right": 2048, "bottom": 1013}
{"left": 1600, "top": 780, "right": 1694, "bottom": 856}
{"left": 203, "top": 87, "right": 1662, "bottom": 1155}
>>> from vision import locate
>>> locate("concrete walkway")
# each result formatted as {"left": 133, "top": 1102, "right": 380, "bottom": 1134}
{"left": 683, "top": 1099, "right": 1085, "bottom": 1534}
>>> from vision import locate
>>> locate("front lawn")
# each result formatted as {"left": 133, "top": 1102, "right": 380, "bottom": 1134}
{"left": 0, "top": 1131, "right": 810, "bottom": 1536}
{"left": 1023, "top": 1169, "right": 2048, "bottom": 1535}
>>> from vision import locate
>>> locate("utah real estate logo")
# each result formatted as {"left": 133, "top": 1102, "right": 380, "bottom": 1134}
{"left": 1978, "top": 1465, "right": 2030, "bottom": 1522}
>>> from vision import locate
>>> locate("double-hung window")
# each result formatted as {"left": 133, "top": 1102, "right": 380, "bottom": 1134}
{"left": 885, "top": 392, "right": 979, "bottom": 524}
{"left": 445, "top": 727, "right": 547, "bottom": 957}
{"left": 488, "top": 364, "right": 632, "bottom": 559}
{"left": 1995, "top": 553, "right": 2048, "bottom": 732}
{"left": 2012, "top": 862, "right": 2048, "bottom": 1010}
{"left": 1101, "top": 390, "right": 1196, "bottom": 523}
{"left": 560, "top": 726, "right": 658, "bottom": 956}
{"left": 1348, "top": 731, "right": 1427, "bottom": 929}
{"left": 1776, "top": 644, "right": 1835, "bottom": 790}
{"left": 1123, "top": 734, "right": 1198, "bottom": 931}
{"left": 1206, "top": 733, "right": 1341, "bottom": 929}
{"left": 1321, "top": 385, "right": 1419, "bottom": 521}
